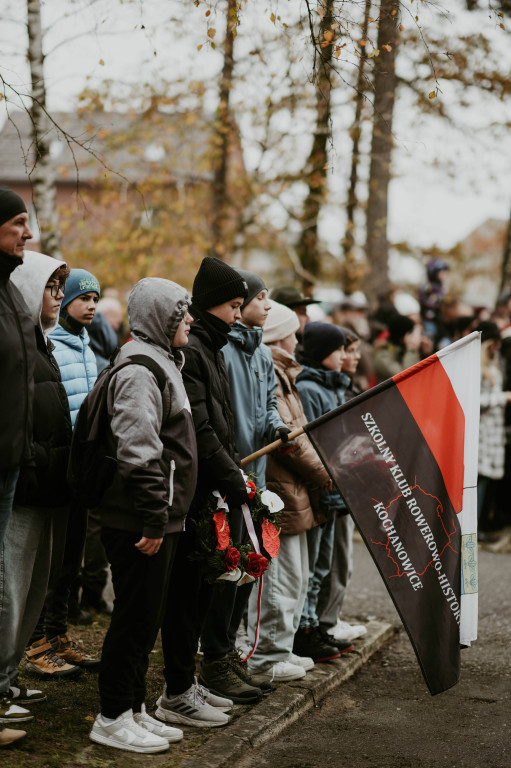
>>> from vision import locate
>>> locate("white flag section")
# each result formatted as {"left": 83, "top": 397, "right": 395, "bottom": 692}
{"left": 437, "top": 332, "right": 480, "bottom": 646}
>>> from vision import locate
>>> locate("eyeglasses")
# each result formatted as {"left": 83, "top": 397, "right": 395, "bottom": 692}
{"left": 45, "top": 283, "right": 65, "bottom": 298}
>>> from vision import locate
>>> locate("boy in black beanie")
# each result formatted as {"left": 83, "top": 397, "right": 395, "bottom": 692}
{"left": 157, "top": 257, "right": 265, "bottom": 728}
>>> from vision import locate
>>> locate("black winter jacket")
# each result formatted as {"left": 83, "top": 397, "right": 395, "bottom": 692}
{"left": 182, "top": 310, "right": 247, "bottom": 512}
{"left": 14, "top": 327, "right": 72, "bottom": 508}
{"left": 0, "top": 252, "right": 36, "bottom": 471}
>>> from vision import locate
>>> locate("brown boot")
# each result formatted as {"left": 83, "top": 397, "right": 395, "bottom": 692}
{"left": 0, "top": 725, "right": 27, "bottom": 747}
{"left": 51, "top": 633, "right": 101, "bottom": 670}
{"left": 25, "top": 637, "right": 81, "bottom": 679}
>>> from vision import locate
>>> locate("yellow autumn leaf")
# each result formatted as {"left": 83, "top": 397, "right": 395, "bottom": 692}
{"left": 360, "top": 39, "right": 366, "bottom": 47}
{"left": 207, "top": 28, "right": 216, "bottom": 39}
{"left": 399, "top": 24, "right": 404, "bottom": 31}
{"left": 324, "top": 30, "right": 334, "bottom": 42}
{"left": 197, "top": 44, "right": 203, "bottom": 51}
{"left": 322, "top": 163, "right": 329, "bottom": 170}
{"left": 99, "top": 58, "right": 105, "bottom": 66}
{"left": 429, "top": 91, "right": 436, "bottom": 99}
{"left": 382, "top": 44, "right": 392, "bottom": 52}
{"left": 205, "top": 9, "right": 210, "bottom": 16}
{"left": 270, "top": 12, "right": 275, "bottom": 23}
{"left": 335, "top": 46, "right": 341, "bottom": 59}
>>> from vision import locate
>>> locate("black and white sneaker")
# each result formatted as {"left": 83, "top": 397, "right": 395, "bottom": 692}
{"left": 155, "top": 683, "right": 230, "bottom": 728}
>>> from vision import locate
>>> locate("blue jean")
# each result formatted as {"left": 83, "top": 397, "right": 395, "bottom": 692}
{"left": 317, "top": 514, "right": 354, "bottom": 629}
{"left": 0, "top": 468, "right": 20, "bottom": 548}
{"left": 0, "top": 504, "right": 53, "bottom": 694}
{"left": 299, "top": 511, "right": 336, "bottom": 629}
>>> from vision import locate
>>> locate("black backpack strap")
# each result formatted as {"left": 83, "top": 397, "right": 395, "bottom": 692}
{"left": 126, "top": 355, "right": 167, "bottom": 393}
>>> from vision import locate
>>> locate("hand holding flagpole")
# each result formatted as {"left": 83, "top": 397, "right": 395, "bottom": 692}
{"left": 240, "top": 426, "right": 304, "bottom": 467}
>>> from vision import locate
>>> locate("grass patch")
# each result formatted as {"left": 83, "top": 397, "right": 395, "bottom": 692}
{"left": 3, "top": 613, "right": 217, "bottom": 767}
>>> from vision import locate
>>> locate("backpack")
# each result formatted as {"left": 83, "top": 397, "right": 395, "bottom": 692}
{"left": 68, "top": 354, "right": 167, "bottom": 508}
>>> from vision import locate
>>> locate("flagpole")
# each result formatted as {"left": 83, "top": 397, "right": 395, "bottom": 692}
{"left": 241, "top": 426, "right": 305, "bottom": 467}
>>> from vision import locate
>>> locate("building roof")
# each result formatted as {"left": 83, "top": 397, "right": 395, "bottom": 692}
{"left": 0, "top": 108, "right": 214, "bottom": 186}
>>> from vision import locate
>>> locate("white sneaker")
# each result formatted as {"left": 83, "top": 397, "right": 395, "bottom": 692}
{"left": 288, "top": 652, "right": 315, "bottom": 672}
{"left": 89, "top": 709, "right": 169, "bottom": 753}
{"left": 271, "top": 661, "right": 306, "bottom": 681}
{"left": 326, "top": 619, "right": 367, "bottom": 643}
{"left": 133, "top": 704, "right": 183, "bottom": 742}
{"left": 155, "top": 683, "right": 230, "bottom": 728}
{"left": 194, "top": 679, "right": 233, "bottom": 712}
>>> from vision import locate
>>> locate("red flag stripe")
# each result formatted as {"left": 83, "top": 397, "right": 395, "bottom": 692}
{"left": 393, "top": 355, "right": 465, "bottom": 514}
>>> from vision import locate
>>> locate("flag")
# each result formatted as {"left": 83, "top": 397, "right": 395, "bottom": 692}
{"left": 303, "top": 333, "right": 480, "bottom": 695}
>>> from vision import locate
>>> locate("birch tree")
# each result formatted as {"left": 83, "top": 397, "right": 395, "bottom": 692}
{"left": 27, "top": 0, "right": 62, "bottom": 258}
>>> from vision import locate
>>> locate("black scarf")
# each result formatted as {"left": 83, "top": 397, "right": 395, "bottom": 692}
{"left": 190, "top": 302, "right": 231, "bottom": 350}
{"left": 0, "top": 250, "right": 23, "bottom": 281}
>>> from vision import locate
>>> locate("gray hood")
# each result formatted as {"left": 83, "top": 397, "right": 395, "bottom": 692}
{"left": 10, "top": 250, "right": 67, "bottom": 337}
{"left": 128, "top": 277, "right": 189, "bottom": 353}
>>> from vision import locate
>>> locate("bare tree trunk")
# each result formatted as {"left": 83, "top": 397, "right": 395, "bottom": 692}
{"left": 295, "top": 0, "right": 335, "bottom": 283}
{"left": 27, "top": 0, "right": 62, "bottom": 258}
{"left": 210, "top": 0, "right": 238, "bottom": 260}
{"left": 341, "top": 0, "right": 372, "bottom": 294}
{"left": 364, "top": 0, "right": 399, "bottom": 306}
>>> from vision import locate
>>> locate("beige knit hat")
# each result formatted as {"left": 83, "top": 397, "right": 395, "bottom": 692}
{"left": 262, "top": 300, "right": 300, "bottom": 344}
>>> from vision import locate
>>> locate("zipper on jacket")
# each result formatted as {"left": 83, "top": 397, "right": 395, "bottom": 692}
{"left": 168, "top": 459, "right": 176, "bottom": 507}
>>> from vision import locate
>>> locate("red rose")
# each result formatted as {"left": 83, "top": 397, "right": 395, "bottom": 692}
{"left": 246, "top": 480, "right": 257, "bottom": 499}
{"left": 246, "top": 551, "right": 268, "bottom": 579}
{"left": 213, "top": 510, "right": 230, "bottom": 551}
{"left": 224, "top": 546, "right": 241, "bottom": 572}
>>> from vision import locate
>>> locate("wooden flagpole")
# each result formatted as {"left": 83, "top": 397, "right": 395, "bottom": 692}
{"left": 240, "top": 426, "right": 305, "bottom": 467}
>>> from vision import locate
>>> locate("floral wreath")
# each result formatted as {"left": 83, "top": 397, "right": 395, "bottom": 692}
{"left": 189, "top": 474, "right": 282, "bottom": 584}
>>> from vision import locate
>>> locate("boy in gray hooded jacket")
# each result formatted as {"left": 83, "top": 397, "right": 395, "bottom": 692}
{"left": 89, "top": 278, "right": 198, "bottom": 755}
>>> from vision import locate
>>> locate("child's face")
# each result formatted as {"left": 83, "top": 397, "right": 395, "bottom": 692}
{"left": 280, "top": 332, "right": 298, "bottom": 355}
{"left": 321, "top": 346, "right": 347, "bottom": 371}
{"left": 342, "top": 340, "right": 361, "bottom": 375}
{"left": 65, "top": 292, "right": 99, "bottom": 326}
{"left": 207, "top": 297, "right": 244, "bottom": 326}
{"left": 241, "top": 290, "right": 271, "bottom": 329}
{"left": 172, "top": 310, "right": 193, "bottom": 348}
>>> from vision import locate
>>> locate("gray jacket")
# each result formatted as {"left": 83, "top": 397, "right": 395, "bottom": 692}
{"left": 99, "top": 278, "right": 198, "bottom": 538}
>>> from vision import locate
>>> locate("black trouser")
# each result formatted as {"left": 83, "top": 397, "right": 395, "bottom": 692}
{"left": 45, "top": 503, "right": 88, "bottom": 638}
{"left": 161, "top": 507, "right": 253, "bottom": 695}
{"left": 201, "top": 505, "right": 254, "bottom": 661}
{"left": 81, "top": 506, "right": 109, "bottom": 603}
{"left": 99, "top": 528, "right": 179, "bottom": 719}
{"left": 30, "top": 504, "right": 85, "bottom": 643}
{"left": 161, "top": 528, "right": 212, "bottom": 695}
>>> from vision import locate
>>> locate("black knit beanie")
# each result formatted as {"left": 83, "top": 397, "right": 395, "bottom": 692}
{"left": 0, "top": 184, "right": 27, "bottom": 227}
{"left": 388, "top": 314, "right": 414, "bottom": 345}
{"left": 302, "top": 322, "right": 347, "bottom": 364}
{"left": 192, "top": 256, "right": 248, "bottom": 311}
{"left": 235, "top": 268, "right": 267, "bottom": 309}
{"left": 339, "top": 326, "right": 360, "bottom": 347}
{"left": 476, "top": 320, "right": 501, "bottom": 344}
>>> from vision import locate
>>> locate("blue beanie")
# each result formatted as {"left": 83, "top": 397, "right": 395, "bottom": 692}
{"left": 302, "top": 322, "right": 347, "bottom": 364}
{"left": 62, "top": 268, "right": 100, "bottom": 309}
